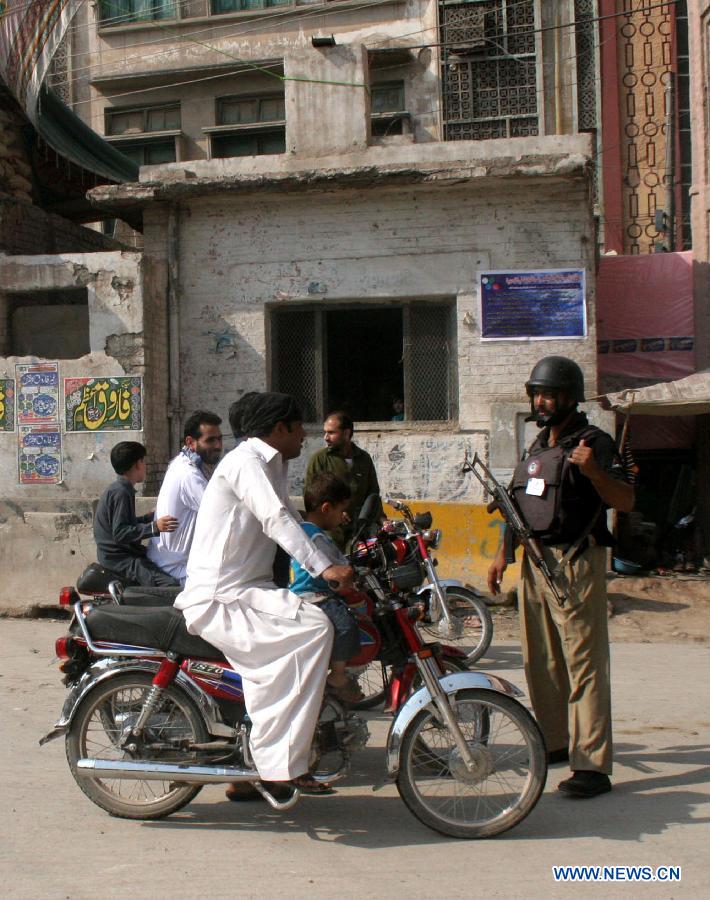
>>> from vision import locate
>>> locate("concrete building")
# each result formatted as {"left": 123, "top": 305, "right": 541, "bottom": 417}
{"left": 85, "top": 2, "right": 605, "bottom": 586}
{"left": 3, "top": 2, "right": 616, "bottom": 605}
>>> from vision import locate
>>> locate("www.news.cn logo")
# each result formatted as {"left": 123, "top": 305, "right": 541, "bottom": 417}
{"left": 552, "top": 865, "right": 681, "bottom": 882}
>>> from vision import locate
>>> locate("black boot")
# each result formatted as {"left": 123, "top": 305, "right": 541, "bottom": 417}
{"left": 558, "top": 770, "right": 612, "bottom": 798}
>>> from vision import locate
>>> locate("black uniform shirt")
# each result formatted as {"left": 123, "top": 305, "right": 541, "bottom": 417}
{"left": 93, "top": 477, "right": 155, "bottom": 568}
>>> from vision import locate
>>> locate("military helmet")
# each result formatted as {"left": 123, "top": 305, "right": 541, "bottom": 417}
{"left": 525, "top": 356, "right": 585, "bottom": 403}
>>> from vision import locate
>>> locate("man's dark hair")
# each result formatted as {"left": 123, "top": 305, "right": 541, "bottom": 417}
{"left": 241, "top": 392, "right": 303, "bottom": 438}
{"left": 326, "top": 410, "right": 354, "bottom": 434}
{"left": 228, "top": 392, "right": 259, "bottom": 440}
{"left": 304, "top": 472, "right": 352, "bottom": 513}
{"left": 110, "top": 441, "right": 147, "bottom": 475}
{"left": 183, "top": 410, "right": 222, "bottom": 443}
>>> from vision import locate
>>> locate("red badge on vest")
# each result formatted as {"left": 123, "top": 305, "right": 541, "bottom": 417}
{"left": 527, "top": 459, "right": 541, "bottom": 476}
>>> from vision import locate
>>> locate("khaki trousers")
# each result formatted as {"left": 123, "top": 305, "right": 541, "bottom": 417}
{"left": 519, "top": 544, "right": 613, "bottom": 774}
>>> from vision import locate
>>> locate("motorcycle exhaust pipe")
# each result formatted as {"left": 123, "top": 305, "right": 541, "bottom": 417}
{"left": 76, "top": 758, "right": 260, "bottom": 785}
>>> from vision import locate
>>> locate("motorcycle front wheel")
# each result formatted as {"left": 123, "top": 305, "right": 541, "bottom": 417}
{"left": 396, "top": 688, "right": 546, "bottom": 839}
{"left": 66, "top": 673, "right": 208, "bottom": 820}
{"left": 347, "top": 660, "right": 387, "bottom": 710}
{"left": 420, "top": 587, "right": 493, "bottom": 663}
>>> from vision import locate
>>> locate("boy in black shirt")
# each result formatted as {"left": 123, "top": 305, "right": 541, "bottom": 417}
{"left": 93, "top": 441, "right": 180, "bottom": 587}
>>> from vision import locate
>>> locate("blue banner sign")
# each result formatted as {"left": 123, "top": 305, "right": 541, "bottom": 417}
{"left": 479, "top": 270, "right": 587, "bottom": 341}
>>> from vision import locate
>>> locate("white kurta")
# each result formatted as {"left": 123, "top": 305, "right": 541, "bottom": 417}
{"left": 175, "top": 438, "right": 334, "bottom": 780}
{"left": 147, "top": 453, "right": 207, "bottom": 581}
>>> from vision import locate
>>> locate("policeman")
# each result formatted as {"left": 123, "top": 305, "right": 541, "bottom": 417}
{"left": 488, "top": 356, "right": 634, "bottom": 798}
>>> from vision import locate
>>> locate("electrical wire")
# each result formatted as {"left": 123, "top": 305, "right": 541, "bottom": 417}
{"left": 44, "top": 0, "right": 676, "bottom": 99}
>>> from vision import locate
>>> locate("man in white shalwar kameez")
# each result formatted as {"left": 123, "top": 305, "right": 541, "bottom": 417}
{"left": 147, "top": 410, "right": 223, "bottom": 583}
{"left": 174, "top": 393, "right": 352, "bottom": 791}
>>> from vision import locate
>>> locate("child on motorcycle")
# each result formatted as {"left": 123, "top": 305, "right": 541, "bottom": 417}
{"left": 289, "top": 473, "right": 363, "bottom": 705}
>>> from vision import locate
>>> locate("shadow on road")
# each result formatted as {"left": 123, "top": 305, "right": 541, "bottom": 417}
{"left": 139, "top": 739, "right": 710, "bottom": 847}
{"left": 509, "top": 741, "right": 710, "bottom": 842}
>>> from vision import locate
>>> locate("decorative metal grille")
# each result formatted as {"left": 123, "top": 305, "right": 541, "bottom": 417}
{"left": 47, "top": 36, "right": 70, "bottom": 104}
{"left": 574, "top": 1, "right": 600, "bottom": 215}
{"left": 408, "top": 305, "right": 454, "bottom": 421}
{"left": 574, "top": 0, "right": 597, "bottom": 131}
{"left": 272, "top": 309, "right": 318, "bottom": 423}
{"left": 617, "top": 1, "right": 677, "bottom": 254}
{"left": 271, "top": 303, "right": 455, "bottom": 422}
{"left": 440, "top": 0, "right": 538, "bottom": 141}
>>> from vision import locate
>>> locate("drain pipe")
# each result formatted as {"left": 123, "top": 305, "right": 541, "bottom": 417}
{"left": 167, "top": 203, "right": 182, "bottom": 456}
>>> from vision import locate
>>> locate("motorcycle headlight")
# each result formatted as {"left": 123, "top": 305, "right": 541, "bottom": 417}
{"left": 422, "top": 528, "right": 442, "bottom": 549}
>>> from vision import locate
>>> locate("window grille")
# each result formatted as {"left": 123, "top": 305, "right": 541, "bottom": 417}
{"left": 574, "top": 0, "right": 597, "bottom": 132}
{"left": 440, "top": 0, "right": 539, "bottom": 141}
{"left": 271, "top": 302, "right": 456, "bottom": 423}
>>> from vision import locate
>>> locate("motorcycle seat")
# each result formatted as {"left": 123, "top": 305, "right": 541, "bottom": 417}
{"left": 85, "top": 605, "right": 227, "bottom": 663}
{"left": 122, "top": 586, "right": 181, "bottom": 607}
{"left": 76, "top": 562, "right": 125, "bottom": 595}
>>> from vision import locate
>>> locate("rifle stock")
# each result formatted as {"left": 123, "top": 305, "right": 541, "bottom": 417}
{"left": 463, "top": 452, "right": 567, "bottom": 607}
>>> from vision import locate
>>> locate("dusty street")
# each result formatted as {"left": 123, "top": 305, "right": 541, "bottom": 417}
{"left": 1, "top": 618, "right": 709, "bottom": 900}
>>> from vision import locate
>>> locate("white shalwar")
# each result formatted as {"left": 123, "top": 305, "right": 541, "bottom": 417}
{"left": 174, "top": 438, "right": 334, "bottom": 781}
{"left": 147, "top": 453, "right": 208, "bottom": 582}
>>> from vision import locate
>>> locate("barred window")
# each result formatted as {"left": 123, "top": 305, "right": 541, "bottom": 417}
{"left": 270, "top": 303, "right": 457, "bottom": 423}
{"left": 440, "top": 0, "right": 539, "bottom": 141}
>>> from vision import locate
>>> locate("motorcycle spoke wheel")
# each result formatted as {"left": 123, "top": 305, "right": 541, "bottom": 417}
{"left": 66, "top": 673, "right": 207, "bottom": 820}
{"left": 397, "top": 688, "right": 546, "bottom": 839}
{"left": 347, "top": 661, "right": 387, "bottom": 710}
{"left": 421, "top": 587, "right": 493, "bottom": 663}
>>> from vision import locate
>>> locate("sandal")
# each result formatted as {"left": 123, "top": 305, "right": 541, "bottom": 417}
{"left": 290, "top": 774, "right": 336, "bottom": 795}
{"left": 259, "top": 775, "right": 334, "bottom": 796}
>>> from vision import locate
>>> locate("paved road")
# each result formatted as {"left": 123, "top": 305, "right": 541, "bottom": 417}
{"left": 1, "top": 619, "right": 708, "bottom": 899}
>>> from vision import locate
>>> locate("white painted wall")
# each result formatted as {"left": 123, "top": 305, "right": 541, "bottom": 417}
{"left": 173, "top": 176, "right": 597, "bottom": 503}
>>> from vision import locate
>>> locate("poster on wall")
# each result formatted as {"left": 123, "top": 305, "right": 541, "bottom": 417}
{"left": 18, "top": 425, "right": 62, "bottom": 485}
{"left": 0, "top": 378, "right": 15, "bottom": 432}
{"left": 64, "top": 376, "right": 143, "bottom": 433}
{"left": 15, "top": 362, "right": 60, "bottom": 424}
{"left": 479, "top": 270, "right": 587, "bottom": 340}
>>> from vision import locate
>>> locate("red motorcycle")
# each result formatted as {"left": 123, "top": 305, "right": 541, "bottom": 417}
{"left": 347, "top": 497, "right": 494, "bottom": 708}
{"left": 43, "top": 505, "right": 546, "bottom": 838}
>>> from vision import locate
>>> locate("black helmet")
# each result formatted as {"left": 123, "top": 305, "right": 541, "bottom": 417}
{"left": 525, "top": 356, "right": 585, "bottom": 403}
{"left": 525, "top": 356, "right": 585, "bottom": 427}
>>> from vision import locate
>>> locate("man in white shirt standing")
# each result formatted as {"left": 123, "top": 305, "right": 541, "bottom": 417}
{"left": 175, "top": 393, "right": 352, "bottom": 795}
{"left": 148, "top": 411, "right": 223, "bottom": 584}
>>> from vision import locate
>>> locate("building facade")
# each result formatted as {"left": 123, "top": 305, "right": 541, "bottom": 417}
{"left": 4, "top": 1, "right": 617, "bottom": 603}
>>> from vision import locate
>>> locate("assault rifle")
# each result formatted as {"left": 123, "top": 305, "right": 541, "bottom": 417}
{"left": 462, "top": 452, "right": 567, "bottom": 608}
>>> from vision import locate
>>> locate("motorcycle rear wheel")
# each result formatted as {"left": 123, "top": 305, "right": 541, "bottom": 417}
{"left": 420, "top": 587, "right": 493, "bottom": 663}
{"left": 66, "top": 673, "right": 208, "bottom": 820}
{"left": 396, "top": 688, "right": 546, "bottom": 839}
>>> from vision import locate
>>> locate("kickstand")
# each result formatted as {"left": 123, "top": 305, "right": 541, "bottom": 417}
{"left": 253, "top": 782, "right": 300, "bottom": 811}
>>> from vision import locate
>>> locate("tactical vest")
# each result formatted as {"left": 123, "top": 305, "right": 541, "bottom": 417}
{"left": 511, "top": 424, "right": 601, "bottom": 543}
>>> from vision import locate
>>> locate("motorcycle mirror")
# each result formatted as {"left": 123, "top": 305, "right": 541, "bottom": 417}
{"left": 350, "top": 494, "right": 381, "bottom": 546}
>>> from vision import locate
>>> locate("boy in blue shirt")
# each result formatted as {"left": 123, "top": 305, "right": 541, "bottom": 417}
{"left": 290, "top": 473, "right": 362, "bottom": 704}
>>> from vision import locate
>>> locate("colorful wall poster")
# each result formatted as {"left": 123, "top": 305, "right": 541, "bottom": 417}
{"left": 15, "top": 362, "right": 60, "bottom": 424}
{"left": 0, "top": 378, "right": 15, "bottom": 431}
{"left": 479, "top": 270, "right": 587, "bottom": 341}
{"left": 18, "top": 425, "right": 62, "bottom": 485}
{"left": 64, "top": 376, "right": 143, "bottom": 432}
